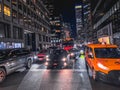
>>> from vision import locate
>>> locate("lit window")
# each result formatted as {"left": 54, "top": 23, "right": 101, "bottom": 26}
{"left": 4, "top": 5, "right": 11, "bottom": 16}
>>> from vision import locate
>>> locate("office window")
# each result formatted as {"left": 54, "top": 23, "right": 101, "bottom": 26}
{"left": 4, "top": 24, "right": 11, "bottom": 38}
{"left": 39, "top": 34, "right": 42, "bottom": 41}
{"left": 4, "top": 5, "right": 10, "bottom": 16}
{"left": 18, "top": 1, "right": 22, "bottom": 10}
{"left": 0, "top": 23, "right": 5, "bottom": 38}
{"left": 43, "top": 35, "right": 45, "bottom": 42}
{"left": 12, "top": 0, "right": 17, "bottom": 6}
{"left": 13, "top": 27, "right": 23, "bottom": 39}
{"left": 0, "top": 23, "right": 11, "bottom": 38}
{"left": 23, "top": 5, "right": 26, "bottom": 13}
{"left": 13, "top": 27, "right": 18, "bottom": 39}
{"left": 18, "top": 28, "right": 23, "bottom": 39}
{"left": 12, "top": 10, "right": 17, "bottom": 18}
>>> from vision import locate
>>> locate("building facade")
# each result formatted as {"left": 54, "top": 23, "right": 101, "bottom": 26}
{"left": 42, "top": 0, "right": 63, "bottom": 46}
{"left": 91, "top": 0, "right": 120, "bottom": 47}
{"left": 83, "top": 0, "right": 92, "bottom": 42}
{"left": 0, "top": 0, "right": 51, "bottom": 50}
{"left": 75, "top": 5, "right": 84, "bottom": 41}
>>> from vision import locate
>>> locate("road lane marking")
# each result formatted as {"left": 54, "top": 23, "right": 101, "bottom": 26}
{"left": 17, "top": 64, "right": 46, "bottom": 90}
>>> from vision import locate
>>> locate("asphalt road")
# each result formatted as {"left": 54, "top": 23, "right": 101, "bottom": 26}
{"left": 0, "top": 59, "right": 120, "bottom": 90}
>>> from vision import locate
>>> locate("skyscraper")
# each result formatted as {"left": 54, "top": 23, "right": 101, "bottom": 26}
{"left": 75, "top": 5, "right": 83, "bottom": 40}
{"left": 83, "top": 0, "right": 92, "bottom": 42}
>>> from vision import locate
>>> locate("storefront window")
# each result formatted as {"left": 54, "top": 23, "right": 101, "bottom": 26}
{"left": 14, "top": 43, "right": 22, "bottom": 48}
{"left": 4, "top": 5, "right": 11, "bottom": 16}
{"left": 0, "top": 42, "right": 6, "bottom": 49}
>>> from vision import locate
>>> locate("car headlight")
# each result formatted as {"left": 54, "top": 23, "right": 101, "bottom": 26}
{"left": 46, "top": 55, "right": 49, "bottom": 58}
{"left": 70, "top": 53, "right": 74, "bottom": 56}
{"left": 97, "top": 63, "right": 109, "bottom": 70}
{"left": 46, "top": 58, "right": 50, "bottom": 61}
{"left": 34, "top": 56, "right": 38, "bottom": 59}
{"left": 62, "top": 58, "right": 67, "bottom": 61}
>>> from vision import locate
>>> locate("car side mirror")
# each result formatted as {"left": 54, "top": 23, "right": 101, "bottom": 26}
{"left": 88, "top": 55, "right": 93, "bottom": 58}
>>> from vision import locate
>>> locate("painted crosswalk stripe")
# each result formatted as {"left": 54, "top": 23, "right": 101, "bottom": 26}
{"left": 17, "top": 65, "right": 46, "bottom": 90}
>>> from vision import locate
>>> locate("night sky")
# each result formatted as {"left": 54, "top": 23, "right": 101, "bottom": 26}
{"left": 53, "top": 0, "right": 82, "bottom": 38}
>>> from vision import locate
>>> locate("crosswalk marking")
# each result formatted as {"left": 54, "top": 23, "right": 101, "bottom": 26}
{"left": 17, "top": 63, "right": 92, "bottom": 90}
{"left": 17, "top": 65, "right": 46, "bottom": 90}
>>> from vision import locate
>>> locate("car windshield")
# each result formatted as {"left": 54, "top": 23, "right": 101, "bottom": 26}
{"left": 69, "top": 48, "right": 78, "bottom": 52}
{"left": 94, "top": 48, "right": 120, "bottom": 58}
{"left": 53, "top": 49, "right": 65, "bottom": 55}
{"left": 39, "top": 50, "right": 47, "bottom": 53}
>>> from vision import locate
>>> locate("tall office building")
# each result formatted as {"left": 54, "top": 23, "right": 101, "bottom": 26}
{"left": 42, "top": 0, "right": 54, "bottom": 17}
{"left": 83, "top": 0, "right": 92, "bottom": 42}
{"left": 0, "top": 0, "right": 51, "bottom": 50}
{"left": 43, "top": 0, "right": 63, "bottom": 46}
{"left": 75, "top": 5, "right": 84, "bottom": 41}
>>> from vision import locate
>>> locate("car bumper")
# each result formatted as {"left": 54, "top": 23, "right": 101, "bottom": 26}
{"left": 98, "top": 70, "right": 120, "bottom": 85}
{"left": 34, "top": 58, "right": 45, "bottom": 62}
{"left": 45, "top": 62, "right": 67, "bottom": 68}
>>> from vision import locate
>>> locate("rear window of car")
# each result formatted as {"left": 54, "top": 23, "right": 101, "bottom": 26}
{"left": 53, "top": 49, "right": 66, "bottom": 55}
{"left": 39, "top": 50, "right": 47, "bottom": 53}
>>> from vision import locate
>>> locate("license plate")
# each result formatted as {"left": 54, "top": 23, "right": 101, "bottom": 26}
{"left": 39, "top": 58, "right": 43, "bottom": 60}
{"left": 53, "top": 63, "right": 57, "bottom": 65}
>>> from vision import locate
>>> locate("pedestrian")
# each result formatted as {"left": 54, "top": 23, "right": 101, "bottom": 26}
{"left": 78, "top": 50, "right": 85, "bottom": 69}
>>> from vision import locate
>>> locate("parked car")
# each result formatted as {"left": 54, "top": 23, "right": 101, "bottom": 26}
{"left": 45, "top": 49, "right": 69, "bottom": 69}
{"left": 0, "top": 48, "right": 33, "bottom": 83}
{"left": 85, "top": 44, "right": 120, "bottom": 85}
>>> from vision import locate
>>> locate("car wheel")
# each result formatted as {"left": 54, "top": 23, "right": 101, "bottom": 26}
{"left": 26, "top": 60, "right": 32, "bottom": 69}
{"left": 0, "top": 68, "right": 6, "bottom": 83}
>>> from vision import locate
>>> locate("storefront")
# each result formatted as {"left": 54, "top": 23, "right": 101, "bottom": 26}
{"left": 0, "top": 42, "right": 24, "bottom": 49}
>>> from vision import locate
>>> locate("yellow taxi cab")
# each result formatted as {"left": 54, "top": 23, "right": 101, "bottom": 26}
{"left": 85, "top": 43, "right": 120, "bottom": 84}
